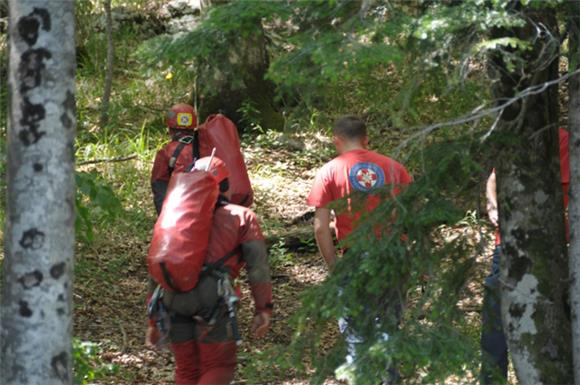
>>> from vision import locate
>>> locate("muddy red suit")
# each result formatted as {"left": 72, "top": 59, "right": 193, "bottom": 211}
{"left": 147, "top": 156, "right": 271, "bottom": 385}
{"left": 151, "top": 112, "right": 254, "bottom": 215}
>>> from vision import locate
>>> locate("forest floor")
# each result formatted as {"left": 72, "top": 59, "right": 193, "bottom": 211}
{"left": 73, "top": 133, "right": 512, "bottom": 385}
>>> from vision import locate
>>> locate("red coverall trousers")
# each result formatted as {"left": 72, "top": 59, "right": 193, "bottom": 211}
{"left": 171, "top": 339, "right": 236, "bottom": 385}
{"left": 169, "top": 308, "right": 237, "bottom": 385}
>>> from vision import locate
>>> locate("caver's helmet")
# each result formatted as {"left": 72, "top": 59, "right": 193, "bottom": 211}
{"left": 195, "top": 156, "right": 230, "bottom": 185}
{"left": 166, "top": 103, "right": 197, "bottom": 130}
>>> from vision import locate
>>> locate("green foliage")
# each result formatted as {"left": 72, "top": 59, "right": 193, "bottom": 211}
{"left": 137, "top": 0, "right": 288, "bottom": 99}
{"left": 76, "top": 171, "right": 123, "bottom": 242}
{"left": 73, "top": 339, "right": 118, "bottom": 385}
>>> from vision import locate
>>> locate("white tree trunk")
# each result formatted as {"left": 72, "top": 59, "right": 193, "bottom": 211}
{"left": 1, "top": 1, "right": 76, "bottom": 384}
{"left": 569, "top": 3, "right": 580, "bottom": 383}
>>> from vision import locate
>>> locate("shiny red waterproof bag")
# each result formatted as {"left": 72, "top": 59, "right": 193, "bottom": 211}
{"left": 148, "top": 170, "right": 219, "bottom": 292}
{"left": 199, "top": 114, "right": 254, "bottom": 207}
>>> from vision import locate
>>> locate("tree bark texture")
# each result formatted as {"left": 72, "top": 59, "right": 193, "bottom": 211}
{"left": 99, "top": 0, "right": 114, "bottom": 129}
{"left": 568, "top": 3, "right": 580, "bottom": 384}
{"left": 1, "top": 1, "right": 76, "bottom": 384}
{"left": 195, "top": 8, "right": 283, "bottom": 132}
{"left": 491, "top": 8, "right": 573, "bottom": 385}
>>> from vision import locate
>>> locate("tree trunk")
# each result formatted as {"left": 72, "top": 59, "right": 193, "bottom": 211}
{"left": 99, "top": 0, "right": 113, "bottom": 128}
{"left": 195, "top": 2, "right": 283, "bottom": 131}
{"left": 1, "top": 1, "right": 76, "bottom": 384}
{"left": 568, "top": 3, "right": 580, "bottom": 383}
{"left": 491, "top": 8, "right": 573, "bottom": 385}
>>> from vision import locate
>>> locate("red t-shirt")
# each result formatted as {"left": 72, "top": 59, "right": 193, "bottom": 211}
{"left": 495, "top": 127, "right": 570, "bottom": 244}
{"left": 307, "top": 149, "right": 412, "bottom": 240}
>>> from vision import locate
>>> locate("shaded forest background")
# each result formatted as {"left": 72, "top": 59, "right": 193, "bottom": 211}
{"left": 0, "top": 0, "right": 576, "bottom": 384}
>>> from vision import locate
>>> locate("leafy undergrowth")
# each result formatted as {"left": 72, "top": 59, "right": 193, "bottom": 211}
{"left": 73, "top": 134, "right": 511, "bottom": 385}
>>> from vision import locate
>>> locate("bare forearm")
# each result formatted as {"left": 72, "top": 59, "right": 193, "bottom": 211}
{"left": 315, "top": 229, "right": 337, "bottom": 268}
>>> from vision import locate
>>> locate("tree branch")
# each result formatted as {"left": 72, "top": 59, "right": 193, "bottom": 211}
{"left": 77, "top": 154, "right": 138, "bottom": 166}
{"left": 395, "top": 67, "right": 580, "bottom": 151}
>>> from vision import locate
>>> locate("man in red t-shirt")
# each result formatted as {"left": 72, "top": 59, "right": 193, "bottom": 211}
{"left": 306, "top": 116, "right": 411, "bottom": 382}
{"left": 481, "top": 127, "right": 570, "bottom": 384}
{"left": 307, "top": 116, "right": 412, "bottom": 267}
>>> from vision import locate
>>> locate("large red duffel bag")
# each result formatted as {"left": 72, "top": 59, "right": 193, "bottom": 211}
{"left": 199, "top": 114, "right": 253, "bottom": 207}
{"left": 147, "top": 169, "right": 219, "bottom": 292}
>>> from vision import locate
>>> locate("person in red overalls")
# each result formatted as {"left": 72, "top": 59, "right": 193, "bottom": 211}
{"left": 151, "top": 103, "right": 200, "bottom": 215}
{"left": 481, "top": 127, "right": 570, "bottom": 384}
{"left": 146, "top": 156, "right": 272, "bottom": 385}
{"left": 306, "top": 115, "right": 412, "bottom": 383}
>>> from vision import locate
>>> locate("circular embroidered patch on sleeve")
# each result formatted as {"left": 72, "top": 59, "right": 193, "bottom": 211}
{"left": 349, "top": 162, "right": 385, "bottom": 192}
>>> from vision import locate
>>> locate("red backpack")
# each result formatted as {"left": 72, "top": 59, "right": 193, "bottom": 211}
{"left": 148, "top": 169, "right": 218, "bottom": 292}
{"left": 198, "top": 114, "right": 254, "bottom": 207}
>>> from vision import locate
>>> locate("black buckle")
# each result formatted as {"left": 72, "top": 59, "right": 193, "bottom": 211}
{"left": 178, "top": 136, "right": 194, "bottom": 144}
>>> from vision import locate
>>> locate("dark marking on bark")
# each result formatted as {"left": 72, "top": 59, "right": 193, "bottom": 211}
{"left": 18, "top": 270, "right": 43, "bottom": 289}
{"left": 508, "top": 256, "right": 532, "bottom": 280}
{"left": 541, "top": 338, "right": 559, "bottom": 360}
{"left": 18, "top": 300, "right": 32, "bottom": 317}
{"left": 19, "top": 228, "right": 45, "bottom": 249}
{"left": 509, "top": 303, "right": 526, "bottom": 318}
{"left": 60, "top": 113, "right": 72, "bottom": 129}
{"left": 18, "top": 48, "right": 52, "bottom": 93}
{"left": 58, "top": 294, "right": 65, "bottom": 302}
{"left": 64, "top": 281, "right": 69, "bottom": 289}
{"left": 41, "top": 310, "right": 45, "bottom": 318}
{"left": 508, "top": 322, "right": 515, "bottom": 333}
{"left": 17, "top": 8, "right": 51, "bottom": 46}
{"left": 33, "top": 162, "right": 43, "bottom": 172}
{"left": 63, "top": 90, "right": 75, "bottom": 112}
{"left": 61, "top": 91, "right": 76, "bottom": 130}
{"left": 51, "top": 352, "right": 69, "bottom": 381}
{"left": 56, "top": 308, "right": 65, "bottom": 316}
{"left": 50, "top": 262, "right": 65, "bottom": 279}
{"left": 507, "top": 253, "right": 532, "bottom": 281}
{"left": 19, "top": 98, "right": 46, "bottom": 145}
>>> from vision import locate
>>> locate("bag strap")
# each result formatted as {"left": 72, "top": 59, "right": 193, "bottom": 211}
{"left": 203, "top": 247, "right": 240, "bottom": 274}
{"left": 184, "top": 131, "right": 202, "bottom": 173}
{"left": 159, "top": 262, "right": 180, "bottom": 292}
{"left": 168, "top": 134, "right": 196, "bottom": 175}
{"left": 192, "top": 130, "right": 200, "bottom": 161}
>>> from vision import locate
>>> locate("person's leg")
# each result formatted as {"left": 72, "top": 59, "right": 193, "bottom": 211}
{"left": 171, "top": 339, "right": 200, "bottom": 385}
{"left": 338, "top": 316, "right": 364, "bottom": 365}
{"left": 196, "top": 341, "right": 237, "bottom": 385}
{"left": 481, "top": 245, "right": 508, "bottom": 384}
{"left": 170, "top": 316, "right": 200, "bottom": 385}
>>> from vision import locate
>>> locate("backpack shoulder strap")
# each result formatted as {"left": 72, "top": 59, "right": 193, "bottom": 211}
{"left": 168, "top": 135, "right": 195, "bottom": 175}
{"left": 204, "top": 247, "right": 241, "bottom": 274}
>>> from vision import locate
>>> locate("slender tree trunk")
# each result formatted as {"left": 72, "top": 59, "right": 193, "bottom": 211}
{"left": 491, "top": 7, "right": 573, "bottom": 385}
{"left": 568, "top": 3, "right": 580, "bottom": 383}
{"left": 1, "top": 1, "right": 76, "bottom": 384}
{"left": 99, "top": 0, "right": 113, "bottom": 128}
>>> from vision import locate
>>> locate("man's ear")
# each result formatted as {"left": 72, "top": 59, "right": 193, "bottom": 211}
{"left": 333, "top": 135, "right": 344, "bottom": 152}
{"left": 361, "top": 135, "right": 369, "bottom": 148}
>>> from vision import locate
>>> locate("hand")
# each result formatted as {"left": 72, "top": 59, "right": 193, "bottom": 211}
{"left": 145, "top": 325, "right": 160, "bottom": 348}
{"left": 252, "top": 312, "right": 271, "bottom": 339}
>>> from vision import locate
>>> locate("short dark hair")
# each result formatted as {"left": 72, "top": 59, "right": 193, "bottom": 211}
{"left": 333, "top": 116, "right": 367, "bottom": 140}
